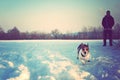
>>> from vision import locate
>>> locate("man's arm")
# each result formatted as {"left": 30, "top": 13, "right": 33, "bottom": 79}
{"left": 102, "top": 17, "right": 106, "bottom": 28}
{"left": 111, "top": 17, "right": 115, "bottom": 28}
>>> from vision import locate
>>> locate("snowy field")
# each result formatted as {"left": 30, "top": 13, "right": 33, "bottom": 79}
{"left": 0, "top": 40, "right": 120, "bottom": 80}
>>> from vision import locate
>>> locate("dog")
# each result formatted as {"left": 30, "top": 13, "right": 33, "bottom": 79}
{"left": 77, "top": 43, "right": 91, "bottom": 64}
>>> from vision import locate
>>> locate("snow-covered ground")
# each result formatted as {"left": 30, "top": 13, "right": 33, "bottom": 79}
{"left": 0, "top": 40, "right": 120, "bottom": 80}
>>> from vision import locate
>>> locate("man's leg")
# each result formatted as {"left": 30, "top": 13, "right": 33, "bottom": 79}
{"left": 103, "top": 30, "right": 107, "bottom": 46}
{"left": 109, "top": 30, "right": 112, "bottom": 46}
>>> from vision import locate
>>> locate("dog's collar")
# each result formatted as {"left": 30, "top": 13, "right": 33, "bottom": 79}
{"left": 81, "top": 52, "right": 86, "bottom": 57}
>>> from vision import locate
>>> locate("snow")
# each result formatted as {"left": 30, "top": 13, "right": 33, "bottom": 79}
{"left": 0, "top": 40, "right": 120, "bottom": 80}
{"left": 7, "top": 64, "right": 30, "bottom": 80}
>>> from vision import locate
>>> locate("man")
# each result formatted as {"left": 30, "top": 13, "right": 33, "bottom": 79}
{"left": 102, "top": 10, "right": 115, "bottom": 46}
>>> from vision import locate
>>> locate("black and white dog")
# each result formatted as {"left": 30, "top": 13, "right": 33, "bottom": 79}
{"left": 77, "top": 43, "right": 91, "bottom": 64}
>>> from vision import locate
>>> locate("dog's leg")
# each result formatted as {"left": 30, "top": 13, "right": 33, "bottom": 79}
{"left": 77, "top": 53, "right": 79, "bottom": 59}
{"left": 85, "top": 53, "right": 91, "bottom": 62}
{"left": 81, "top": 60, "right": 86, "bottom": 65}
{"left": 77, "top": 48, "right": 80, "bottom": 59}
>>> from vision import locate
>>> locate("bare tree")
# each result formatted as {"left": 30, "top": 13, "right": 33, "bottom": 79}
{"left": 7, "top": 27, "right": 20, "bottom": 39}
{"left": 51, "top": 29, "right": 61, "bottom": 39}
{"left": 0, "top": 27, "right": 5, "bottom": 39}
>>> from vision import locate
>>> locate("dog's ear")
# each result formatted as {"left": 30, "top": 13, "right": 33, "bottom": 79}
{"left": 86, "top": 43, "right": 89, "bottom": 47}
{"left": 80, "top": 43, "right": 83, "bottom": 45}
{"left": 80, "top": 43, "right": 84, "bottom": 47}
{"left": 78, "top": 43, "right": 83, "bottom": 49}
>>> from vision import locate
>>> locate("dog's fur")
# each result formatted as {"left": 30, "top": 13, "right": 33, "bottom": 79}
{"left": 77, "top": 43, "right": 91, "bottom": 64}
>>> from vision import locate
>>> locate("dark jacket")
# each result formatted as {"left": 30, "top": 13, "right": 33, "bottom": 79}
{"left": 102, "top": 15, "right": 114, "bottom": 29}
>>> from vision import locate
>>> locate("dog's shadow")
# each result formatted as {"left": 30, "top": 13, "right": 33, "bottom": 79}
{"left": 76, "top": 58, "right": 96, "bottom": 70}
{"left": 76, "top": 60, "right": 91, "bottom": 66}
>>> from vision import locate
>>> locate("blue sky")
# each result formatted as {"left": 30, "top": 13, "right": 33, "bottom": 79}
{"left": 0, "top": 0, "right": 120, "bottom": 33}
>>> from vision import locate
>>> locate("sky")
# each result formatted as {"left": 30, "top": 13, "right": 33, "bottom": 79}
{"left": 0, "top": 0, "right": 120, "bottom": 33}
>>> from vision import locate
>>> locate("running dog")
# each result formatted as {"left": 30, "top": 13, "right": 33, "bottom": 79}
{"left": 77, "top": 43, "right": 91, "bottom": 64}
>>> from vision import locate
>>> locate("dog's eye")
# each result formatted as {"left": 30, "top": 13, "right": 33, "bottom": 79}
{"left": 86, "top": 49, "right": 89, "bottom": 51}
{"left": 82, "top": 49, "right": 84, "bottom": 50}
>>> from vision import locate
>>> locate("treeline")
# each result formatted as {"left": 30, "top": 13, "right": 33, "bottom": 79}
{"left": 0, "top": 23, "right": 120, "bottom": 40}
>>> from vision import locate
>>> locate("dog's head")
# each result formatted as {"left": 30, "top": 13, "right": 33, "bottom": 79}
{"left": 78, "top": 43, "right": 89, "bottom": 57}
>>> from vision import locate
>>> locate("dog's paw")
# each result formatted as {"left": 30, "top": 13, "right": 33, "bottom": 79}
{"left": 87, "top": 60, "right": 90, "bottom": 62}
{"left": 77, "top": 57, "right": 79, "bottom": 59}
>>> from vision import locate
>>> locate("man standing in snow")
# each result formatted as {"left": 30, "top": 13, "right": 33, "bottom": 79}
{"left": 102, "top": 10, "right": 115, "bottom": 46}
